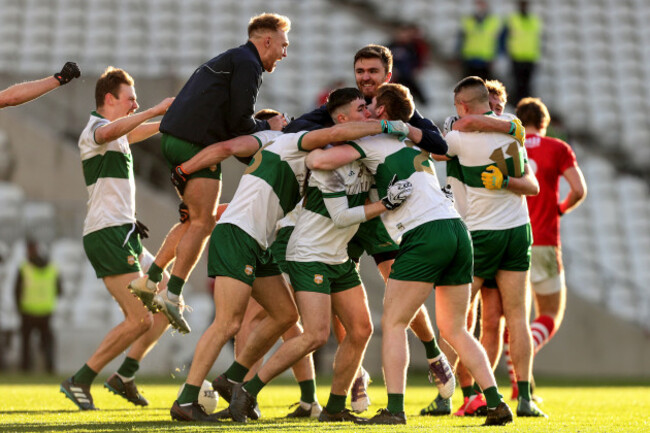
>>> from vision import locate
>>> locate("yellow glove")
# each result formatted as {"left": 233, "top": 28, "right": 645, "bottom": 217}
{"left": 482, "top": 165, "right": 509, "bottom": 190}
{"left": 509, "top": 118, "right": 525, "bottom": 146}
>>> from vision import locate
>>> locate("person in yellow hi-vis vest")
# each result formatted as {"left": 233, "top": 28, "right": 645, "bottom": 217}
{"left": 14, "top": 240, "right": 62, "bottom": 373}
{"left": 503, "top": 0, "right": 543, "bottom": 104}
{"left": 457, "top": 0, "right": 502, "bottom": 80}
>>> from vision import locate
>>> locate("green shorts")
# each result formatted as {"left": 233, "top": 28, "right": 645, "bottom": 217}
{"left": 208, "top": 223, "right": 281, "bottom": 285}
{"left": 161, "top": 133, "right": 222, "bottom": 180}
{"left": 347, "top": 217, "right": 399, "bottom": 262}
{"left": 390, "top": 218, "right": 473, "bottom": 285}
{"left": 471, "top": 223, "right": 532, "bottom": 279}
{"left": 287, "top": 260, "right": 361, "bottom": 295}
{"left": 83, "top": 224, "right": 143, "bottom": 278}
{"left": 269, "top": 226, "right": 294, "bottom": 274}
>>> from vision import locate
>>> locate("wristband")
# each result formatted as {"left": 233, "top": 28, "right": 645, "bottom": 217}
{"left": 508, "top": 121, "right": 516, "bottom": 135}
{"left": 502, "top": 176, "right": 509, "bottom": 189}
{"left": 381, "top": 120, "right": 388, "bottom": 133}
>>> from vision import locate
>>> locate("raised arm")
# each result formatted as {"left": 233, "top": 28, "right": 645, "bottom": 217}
{"left": 559, "top": 165, "right": 587, "bottom": 215}
{"left": 96, "top": 97, "right": 174, "bottom": 145}
{"left": 127, "top": 122, "right": 161, "bottom": 144}
{"left": 0, "top": 62, "right": 80, "bottom": 109}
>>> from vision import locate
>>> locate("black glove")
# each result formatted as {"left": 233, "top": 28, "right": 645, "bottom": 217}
{"left": 179, "top": 202, "right": 189, "bottom": 224}
{"left": 135, "top": 220, "right": 149, "bottom": 239}
{"left": 53, "top": 62, "right": 81, "bottom": 85}
{"left": 171, "top": 165, "right": 188, "bottom": 197}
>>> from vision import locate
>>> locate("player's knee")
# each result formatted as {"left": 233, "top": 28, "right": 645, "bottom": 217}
{"left": 127, "top": 312, "right": 154, "bottom": 334}
{"left": 348, "top": 319, "right": 373, "bottom": 344}
{"left": 190, "top": 212, "right": 217, "bottom": 234}
{"left": 304, "top": 327, "right": 329, "bottom": 350}
{"left": 276, "top": 307, "right": 299, "bottom": 330}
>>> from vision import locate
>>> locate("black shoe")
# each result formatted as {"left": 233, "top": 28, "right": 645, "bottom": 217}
{"left": 212, "top": 374, "right": 235, "bottom": 403}
{"left": 170, "top": 400, "right": 226, "bottom": 422}
{"left": 60, "top": 377, "right": 97, "bottom": 410}
{"left": 366, "top": 408, "right": 406, "bottom": 425}
{"left": 318, "top": 407, "right": 368, "bottom": 423}
{"left": 104, "top": 374, "right": 149, "bottom": 406}
{"left": 228, "top": 384, "right": 260, "bottom": 423}
{"left": 484, "top": 402, "right": 514, "bottom": 426}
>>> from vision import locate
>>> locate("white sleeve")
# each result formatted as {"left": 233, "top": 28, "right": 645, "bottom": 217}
{"left": 445, "top": 131, "right": 460, "bottom": 157}
{"left": 312, "top": 169, "right": 368, "bottom": 228}
{"left": 323, "top": 195, "right": 368, "bottom": 228}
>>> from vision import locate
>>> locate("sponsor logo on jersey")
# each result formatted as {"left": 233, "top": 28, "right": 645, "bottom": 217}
{"left": 127, "top": 255, "right": 136, "bottom": 266}
{"left": 245, "top": 265, "right": 254, "bottom": 275}
{"left": 314, "top": 274, "right": 323, "bottom": 284}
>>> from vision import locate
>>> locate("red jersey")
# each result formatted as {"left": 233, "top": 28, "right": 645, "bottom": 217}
{"left": 525, "top": 133, "right": 577, "bottom": 246}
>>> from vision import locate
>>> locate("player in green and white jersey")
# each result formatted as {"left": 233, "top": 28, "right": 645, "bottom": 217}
{"left": 425, "top": 79, "right": 525, "bottom": 417}
{"left": 60, "top": 67, "right": 174, "bottom": 411}
{"left": 224, "top": 88, "right": 412, "bottom": 423}
{"left": 444, "top": 76, "right": 545, "bottom": 418}
{"left": 305, "top": 83, "right": 513, "bottom": 426}
{"left": 171, "top": 105, "right": 410, "bottom": 422}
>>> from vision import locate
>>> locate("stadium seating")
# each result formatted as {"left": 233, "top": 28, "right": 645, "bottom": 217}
{"left": 0, "top": 0, "right": 648, "bottom": 372}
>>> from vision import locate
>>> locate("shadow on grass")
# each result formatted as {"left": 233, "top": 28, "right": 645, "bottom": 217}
{"left": 2, "top": 419, "right": 332, "bottom": 432}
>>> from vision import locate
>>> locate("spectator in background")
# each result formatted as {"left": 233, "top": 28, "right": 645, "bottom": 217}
{"left": 457, "top": 0, "right": 501, "bottom": 80}
{"left": 316, "top": 78, "right": 346, "bottom": 107}
{"left": 388, "top": 24, "right": 429, "bottom": 104}
{"left": 502, "top": 0, "right": 543, "bottom": 104}
{"left": 0, "top": 62, "right": 80, "bottom": 109}
{"left": 14, "top": 240, "right": 61, "bottom": 374}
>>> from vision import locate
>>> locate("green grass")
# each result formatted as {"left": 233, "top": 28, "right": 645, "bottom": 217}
{"left": 1, "top": 375, "right": 649, "bottom": 432}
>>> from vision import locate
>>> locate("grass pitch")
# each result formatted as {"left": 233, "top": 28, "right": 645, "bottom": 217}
{"left": 1, "top": 374, "right": 649, "bottom": 433}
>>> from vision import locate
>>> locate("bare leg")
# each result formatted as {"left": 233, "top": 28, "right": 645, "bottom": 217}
{"left": 496, "top": 270, "right": 533, "bottom": 382}
{"left": 185, "top": 276, "right": 252, "bottom": 387}
{"left": 127, "top": 271, "right": 171, "bottom": 361}
{"left": 169, "top": 178, "right": 221, "bottom": 281}
{"left": 235, "top": 275, "right": 299, "bottom": 369}
{"left": 435, "top": 284, "right": 497, "bottom": 392}
{"left": 330, "top": 284, "right": 373, "bottom": 395}
{"left": 87, "top": 272, "right": 154, "bottom": 372}
{"left": 381, "top": 279, "right": 432, "bottom": 394}
{"left": 152, "top": 222, "right": 188, "bottom": 271}
{"left": 480, "top": 287, "right": 505, "bottom": 368}
{"left": 257, "top": 291, "right": 331, "bottom": 383}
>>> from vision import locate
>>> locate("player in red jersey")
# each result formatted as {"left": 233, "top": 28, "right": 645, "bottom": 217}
{"left": 507, "top": 97, "right": 587, "bottom": 397}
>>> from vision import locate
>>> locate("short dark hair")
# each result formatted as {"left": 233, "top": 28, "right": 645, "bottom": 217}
{"left": 516, "top": 97, "right": 550, "bottom": 129}
{"left": 95, "top": 66, "right": 134, "bottom": 108}
{"left": 254, "top": 108, "right": 281, "bottom": 121}
{"left": 453, "top": 75, "right": 489, "bottom": 103}
{"left": 376, "top": 83, "right": 414, "bottom": 122}
{"left": 248, "top": 13, "right": 291, "bottom": 37}
{"left": 326, "top": 87, "right": 364, "bottom": 117}
{"left": 354, "top": 44, "right": 393, "bottom": 73}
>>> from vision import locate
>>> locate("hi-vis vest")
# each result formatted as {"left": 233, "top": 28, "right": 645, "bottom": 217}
{"left": 461, "top": 15, "right": 502, "bottom": 61}
{"left": 19, "top": 263, "right": 58, "bottom": 316}
{"left": 506, "top": 14, "right": 542, "bottom": 62}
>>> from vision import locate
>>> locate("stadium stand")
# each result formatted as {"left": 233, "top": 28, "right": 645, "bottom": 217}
{"left": 0, "top": 0, "right": 648, "bottom": 374}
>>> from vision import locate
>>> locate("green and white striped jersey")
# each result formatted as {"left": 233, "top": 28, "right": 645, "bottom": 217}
{"left": 443, "top": 112, "right": 518, "bottom": 220}
{"left": 219, "top": 132, "right": 309, "bottom": 249}
{"left": 79, "top": 112, "right": 136, "bottom": 236}
{"left": 286, "top": 161, "right": 373, "bottom": 264}
{"left": 348, "top": 134, "right": 459, "bottom": 244}
{"left": 445, "top": 114, "right": 530, "bottom": 231}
